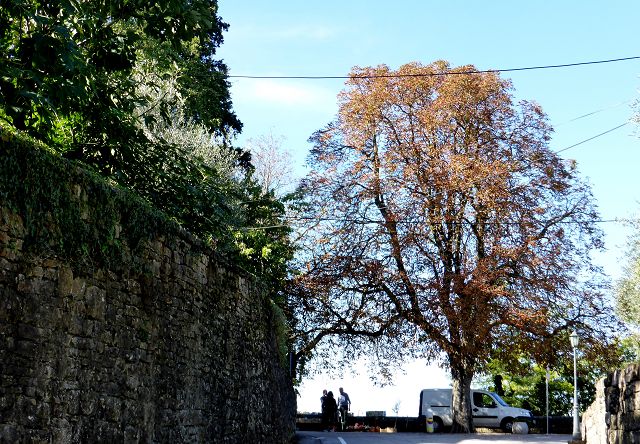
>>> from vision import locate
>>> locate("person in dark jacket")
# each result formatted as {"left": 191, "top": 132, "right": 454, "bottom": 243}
{"left": 325, "top": 391, "right": 338, "bottom": 431}
{"left": 320, "top": 389, "right": 329, "bottom": 431}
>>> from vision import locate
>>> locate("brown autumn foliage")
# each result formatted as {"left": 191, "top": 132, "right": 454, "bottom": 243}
{"left": 289, "top": 61, "right": 622, "bottom": 431}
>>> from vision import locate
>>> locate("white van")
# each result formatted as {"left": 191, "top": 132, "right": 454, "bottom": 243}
{"left": 419, "top": 388, "right": 532, "bottom": 432}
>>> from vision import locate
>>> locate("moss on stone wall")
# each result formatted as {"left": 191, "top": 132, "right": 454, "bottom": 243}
{"left": 0, "top": 125, "right": 296, "bottom": 443}
{"left": 0, "top": 124, "right": 179, "bottom": 273}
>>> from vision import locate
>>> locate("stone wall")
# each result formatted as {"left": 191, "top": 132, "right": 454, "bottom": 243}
{"left": 0, "top": 202, "right": 296, "bottom": 441}
{"left": 582, "top": 363, "right": 640, "bottom": 444}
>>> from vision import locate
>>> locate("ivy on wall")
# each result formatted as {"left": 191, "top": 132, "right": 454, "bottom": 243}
{"left": 0, "top": 124, "right": 179, "bottom": 272}
{"left": 1, "top": 124, "right": 294, "bottom": 375}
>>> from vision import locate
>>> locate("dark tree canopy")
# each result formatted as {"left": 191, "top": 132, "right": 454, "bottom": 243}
{"left": 0, "top": 0, "right": 240, "bottom": 234}
{"left": 291, "top": 61, "right": 621, "bottom": 432}
{"left": 0, "top": 0, "right": 240, "bottom": 166}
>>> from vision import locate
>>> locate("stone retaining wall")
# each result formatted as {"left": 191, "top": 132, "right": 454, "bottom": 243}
{"left": 582, "top": 363, "right": 640, "bottom": 444}
{"left": 0, "top": 197, "right": 295, "bottom": 441}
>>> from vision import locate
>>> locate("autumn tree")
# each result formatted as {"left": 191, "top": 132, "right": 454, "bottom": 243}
{"left": 291, "top": 61, "right": 620, "bottom": 432}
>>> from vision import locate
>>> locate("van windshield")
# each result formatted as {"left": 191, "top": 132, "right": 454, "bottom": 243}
{"left": 490, "top": 393, "right": 509, "bottom": 407}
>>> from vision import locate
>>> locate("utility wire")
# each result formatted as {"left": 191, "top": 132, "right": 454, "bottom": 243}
{"left": 284, "top": 215, "right": 631, "bottom": 226}
{"left": 556, "top": 122, "right": 629, "bottom": 153}
{"left": 554, "top": 100, "right": 632, "bottom": 127}
{"left": 227, "top": 56, "right": 640, "bottom": 79}
{"left": 242, "top": 217, "right": 635, "bottom": 231}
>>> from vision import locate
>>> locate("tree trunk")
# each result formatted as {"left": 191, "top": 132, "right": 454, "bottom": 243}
{"left": 450, "top": 367, "right": 474, "bottom": 433}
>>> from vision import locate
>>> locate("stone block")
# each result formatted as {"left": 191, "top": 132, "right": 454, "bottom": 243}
{"left": 0, "top": 230, "right": 10, "bottom": 245}
{"left": 63, "top": 390, "right": 80, "bottom": 416}
{"left": 3, "top": 211, "right": 25, "bottom": 237}
{"left": 624, "top": 364, "right": 640, "bottom": 384}
{"left": 58, "top": 266, "right": 73, "bottom": 296}
{"left": 607, "top": 386, "right": 621, "bottom": 414}
{"left": 80, "top": 392, "right": 96, "bottom": 416}
{"left": 51, "top": 418, "right": 71, "bottom": 444}
{"left": 99, "top": 396, "right": 121, "bottom": 422}
{"left": 126, "top": 375, "right": 140, "bottom": 391}
{"left": 14, "top": 339, "right": 37, "bottom": 357}
{"left": 611, "top": 370, "right": 622, "bottom": 388}
{"left": 42, "top": 258, "right": 59, "bottom": 268}
{"left": 17, "top": 323, "right": 41, "bottom": 341}
{"left": 0, "top": 246, "right": 18, "bottom": 260}
{"left": 124, "top": 425, "right": 140, "bottom": 444}
{"left": 85, "top": 286, "right": 105, "bottom": 321}
{"left": 0, "top": 425, "right": 19, "bottom": 443}
{"left": 27, "top": 266, "right": 44, "bottom": 278}
{"left": 16, "top": 274, "right": 30, "bottom": 293}
{"left": 70, "top": 277, "right": 86, "bottom": 298}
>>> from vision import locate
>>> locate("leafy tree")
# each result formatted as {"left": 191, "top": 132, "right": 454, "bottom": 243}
{"left": 131, "top": 52, "right": 245, "bottom": 231}
{"left": 615, "top": 219, "right": 640, "bottom": 360}
{"left": 0, "top": 0, "right": 297, "bottom": 304}
{"left": 482, "top": 362, "right": 573, "bottom": 416}
{"left": 291, "top": 61, "right": 621, "bottom": 432}
{"left": 234, "top": 178, "right": 296, "bottom": 295}
{"left": 0, "top": 1, "right": 240, "bottom": 238}
{"left": 616, "top": 220, "right": 640, "bottom": 326}
{"left": 0, "top": 0, "right": 240, "bottom": 170}
{"left": 480, "top": 350, "right": 623, "bottom": 419}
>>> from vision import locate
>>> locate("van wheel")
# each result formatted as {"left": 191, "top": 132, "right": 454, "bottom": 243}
{"left": 501, "top": 417, "right": 514, "bottom": 433}
{"left": 433, "top": 417, "right": 444, "bottom": 433}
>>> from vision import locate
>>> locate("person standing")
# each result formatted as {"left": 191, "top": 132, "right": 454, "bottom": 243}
{"left": 337, "top": 387, "right": 351, "bottom": 429}
{"left": 320, "top": 389, "right": 329, "bottom": 431}
{"left": 325, "top": 391, "right": 338, "bottom": 431}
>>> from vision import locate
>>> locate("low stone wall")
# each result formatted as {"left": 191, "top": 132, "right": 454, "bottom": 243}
{"left": 0, "top": 139, "right": 296, "bottom": 443}
{"left": 582, "top": 363, "right": 640, "bottom": 444}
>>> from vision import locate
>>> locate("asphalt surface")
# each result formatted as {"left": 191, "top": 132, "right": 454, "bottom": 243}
{"left": 295, "top": 431, "right": 573, "bottom": 444}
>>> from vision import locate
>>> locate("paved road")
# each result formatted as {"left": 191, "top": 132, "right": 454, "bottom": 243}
{"left": 295, "top": 431, "right": 572, "bottom": 444}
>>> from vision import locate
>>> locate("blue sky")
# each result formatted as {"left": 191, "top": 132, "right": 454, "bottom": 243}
{"left": 216, "top": 1, "right": 640, "bottom": 415}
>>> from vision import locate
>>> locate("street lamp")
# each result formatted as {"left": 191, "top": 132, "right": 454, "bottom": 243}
{"left": 569, "top": 330, "right": 581, "bottom": 440}
{"left": 545, "top": 366, "right": 550, "bottom": 435}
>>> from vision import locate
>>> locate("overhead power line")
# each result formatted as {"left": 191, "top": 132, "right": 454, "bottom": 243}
{"left": 556, "top": 122, "right": 629, "bottom": 153}
{"left": 242, "top": 217, "right": 635, "bottom": 231}
{"left": 227, "top": 56, "right": 640, "bottom": 80}
{"left": 286, "top": 216, "right": 629, "bottom": 226}
{"left": 554, "top": 100, "right": 632, "bottom": 126}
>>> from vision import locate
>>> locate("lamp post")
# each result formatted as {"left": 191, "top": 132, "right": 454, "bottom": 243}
{"left": 569, "top": 330, "right": 581, "bottom": 440}
{"left": 545, "top": 366, "right": 549, "bottom": 435}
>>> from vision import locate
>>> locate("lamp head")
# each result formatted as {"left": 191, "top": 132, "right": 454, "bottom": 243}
{"left": 569, "top": 330, "right": 579, "bottom": 348}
